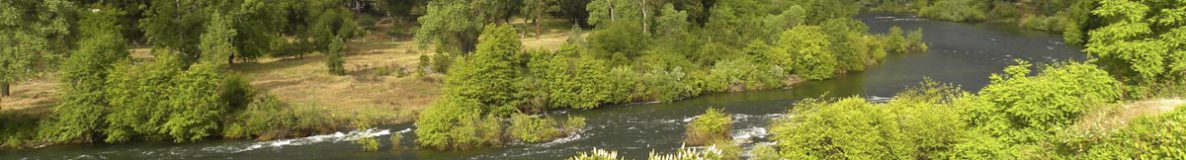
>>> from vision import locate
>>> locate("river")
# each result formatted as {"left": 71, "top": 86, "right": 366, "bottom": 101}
{"left": 0, "top": 12, "right": 1086, "bottom": 160}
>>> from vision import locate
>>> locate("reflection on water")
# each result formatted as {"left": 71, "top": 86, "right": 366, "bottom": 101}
{"left": 1, "top": 12, "right": 1085, "bottom": 160}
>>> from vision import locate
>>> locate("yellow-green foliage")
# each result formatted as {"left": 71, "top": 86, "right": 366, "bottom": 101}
{"left": 509, "top": 114, "right": 586, "bottom": 143}
{"left": 773, "top": 25, "right": 837, "bottom": 80}
{"left": 1079, "top": 105, "right": 1186, "bottom": 159}
{"left": 414, "top": 96, "right": 484, "bottom": 150}
{"left": 1087, "top": 0, "right": 1186, "bottom": 83}
{"left": 509, "top": 114, "right": 561, "bottom": 143}
{"left": 684, "top": 108, "right": 733, "bottom": 146}
{"left": 222, "top": 95, "right": 336, "bottom": 140}
{"left": 356, "top": 137, "right": 379, "bottom": 152}
{"left": 770, "top": 80, "right": 966, "bottom": 159}
{"left": 772, "top": 98, "right": 909, "bottom": 159}
{"left": 964, "top": 61, "right": 1122, "bottom": 143}
{"left": 705, "top": 57, "right": 786, "bottom": 92}
{"left": 749, "top": 144, "right": 780, "bottom": 160}
{"left": 444, "top": 24, "right": 524, "bottom": 115}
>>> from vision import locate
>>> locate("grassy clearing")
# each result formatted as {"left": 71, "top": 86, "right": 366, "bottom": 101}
{"left": 1074, "top": 98, "right": 1186, "bottom": 132}
{"left": 1, "top": 18, "right": 584, "bottom": 126}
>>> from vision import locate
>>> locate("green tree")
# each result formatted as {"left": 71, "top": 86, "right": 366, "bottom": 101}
{"left": 0, "top": 0, "right": 76, "bottom": 96}
{"left": 444, "top": 25, "right": 525, "bottom": 115}
{"left": 199, "top": 11, "right": 237, "bottom": 66}
{"left": 139, "top": 0, "right": 208, "bottom": 62}
{"left": 417, "top": 0, "right": 482, "bottom": 54}
{"left": 1086, "top": 0, "right": 1186, "bottom": 83}
{"left": 326, "top": 38, "right": 346, "bottom": 75}
{"left": 522, "top": 0, "right": 559, "bottom": 38}
{"left": 141, "top": 0, "right": 288, "bottom": 64}
{"left": 773, "top": 25, "right": 837, "bottom": 80}
{"left": 39, "top": 6, "right": 130, "bottom": 143}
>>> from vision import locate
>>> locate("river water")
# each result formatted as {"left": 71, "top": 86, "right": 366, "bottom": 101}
{"left": 1, "top": 12, "right": 1086, "bottom": 160}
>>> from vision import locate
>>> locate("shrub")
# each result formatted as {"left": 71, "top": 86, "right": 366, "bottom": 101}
{"left": 222, "top": 95, "right": 335, "bottom": 140}
{"left": 1081, "top": 105, "right": 1186, "bottom": 159}
{"left": 509, "top": 113, "right": 562, "bottom": 143}
{"left": 326, "top": 38, "right": 346, "bottom": 75}
{"left": 886, "top": 26, "right": 908, "bottom": 54}
{"left": 685, "top": 108, "right": 733, "bottom": 146}
{"left": 533, "top": 54, "right": 613, "bottom": 109}
{"left": 907, "top": 28, "right": 928, "bottom": 53}
{"left": 639, "top": 67, "right": 699, "bottom": 102}
{"left": 964, "top": 61, "right": 1122, "bottom": 143}
{"left": 774, "top": 25, "right": 837, "bottom": 80}
{"left": 706, "top": 57, "right": 786, "bottom": 92}
{"left": 390, "top": 131, "right": 403, "bottom": 150}
{"left": 356, "top": 136, "right": 380, "bottom": 151}
{"left": 414, "top": 96, "right": 505, "bottom": 150}
{"left": 772, "top": 98, "right": 908, "bottom": 159}
{"left": 749, "top": 144, "right": 780, "bottom": 160}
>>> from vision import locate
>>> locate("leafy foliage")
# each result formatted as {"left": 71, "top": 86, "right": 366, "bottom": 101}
{"left": 1086, "top": 0, "right": 1186, "bottom": 83}
{"left": 773, "top": 25, "right": 837, "bottom": 80}
{"left": 684, "top": 108, "right": 732, "bottom": 146}
{"left": 964, "top": 61, "right": 1122, "bottom": 143}
{"left": 0, "top": 0, "right": 76, "bottom": 96}
{"left": 39, "top": 7, "right": 129, "bottom": 143}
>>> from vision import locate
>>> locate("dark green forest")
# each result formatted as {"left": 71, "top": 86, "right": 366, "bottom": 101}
{"left": 1, "top": 0, "right": 1185, "bottom": 159}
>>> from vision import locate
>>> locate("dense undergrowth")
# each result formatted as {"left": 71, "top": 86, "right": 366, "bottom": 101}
{"left": 414, "top": 0, "right": 929, "bottom": 150}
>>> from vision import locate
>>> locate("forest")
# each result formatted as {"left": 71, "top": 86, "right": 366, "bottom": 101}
{"left": 1, "top": 0, "right": 1184, "bottom": 159}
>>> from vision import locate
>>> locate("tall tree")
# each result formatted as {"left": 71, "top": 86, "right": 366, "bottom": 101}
{"left": 140, "top": 0, "right": 287, "bottom": 64}
{"left": 522, "top": 0, "right": 559, "bottom": 38}
{"left": 444, "top": 25, "right": 524, "bottom": 115}
{"left": 40, "top": 6, "right": 129, "bottom": 143}
{"left": 0, "top": 0, "right": 76, "bottom": 96}
{"left": 199, "top": 11, "right": 237, "bottom": 66}
{"left": 416, "top": 0, "right": 483, "bottom": 54}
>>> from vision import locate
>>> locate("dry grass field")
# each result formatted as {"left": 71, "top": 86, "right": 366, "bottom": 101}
{"left": 0, "top": 18, "right": 583, "bottom": 124}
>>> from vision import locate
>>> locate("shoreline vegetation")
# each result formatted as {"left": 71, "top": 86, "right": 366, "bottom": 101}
{"left": 2, "top": 0, "right": 1185, "bottom": 159}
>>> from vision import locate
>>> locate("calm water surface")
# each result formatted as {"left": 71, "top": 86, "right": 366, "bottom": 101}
{"left": 1, "top": 12, "right": 1085, "bottom": 160}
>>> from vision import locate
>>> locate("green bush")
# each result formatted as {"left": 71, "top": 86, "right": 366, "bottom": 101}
{"left": 774, "top": 25, "right": 837, "bottom": 80}
{"left": 222, "top": 95, "right": 335, "bottom": 140}
{"left": 964, "top": 61, "right": 1122, "bottom": 143}
{"left": 1081, "top": 105, "right": 1186, "bottom": 159}
{"left": 414, "top": 96, "right": 503, "bottom": 150}
{"left": 886, "top": 26, "right": 909, "bottom": 54}
{"left": 907, "top": 28, "right": 928, "bottom": 53}
{"left": 771, "top": 98, "right": 909, "bottom": 159}
{"left": 532, "top": 54, "right": 613, "bottom": 109}
{"left": 705, "top": 57, "right": 786, "bottom": 92}
{"left": 509, "top": 114, "right": 586, "bottom": 143}
{"left": 771, "top": 82, "right": 968, "bottom": 160}
{"left": 684, "top": 108, "right": 733, "bottom": 146}
{"left": 509, "top": 113, "right": 562, "bottom": 143}
{"left": 749, "top": 144, "right": 780, "bottom": 160}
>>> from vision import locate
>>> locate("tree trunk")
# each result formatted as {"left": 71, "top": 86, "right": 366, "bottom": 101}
{"left": 1, "top": 83, "right": 9, "bottom": 97}
{"left": 641, "top": 0, "right": 648, "bottom": 34}
{"left": 535, "top": 15, "right": 542, "bottom": 39}
{"left": 228, "top": 54, "right": 235, "bottom": 65}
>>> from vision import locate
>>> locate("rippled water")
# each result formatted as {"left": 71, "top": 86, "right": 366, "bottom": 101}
{"left": 0, "top": 12, "right": 1085, "bottom": 160}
